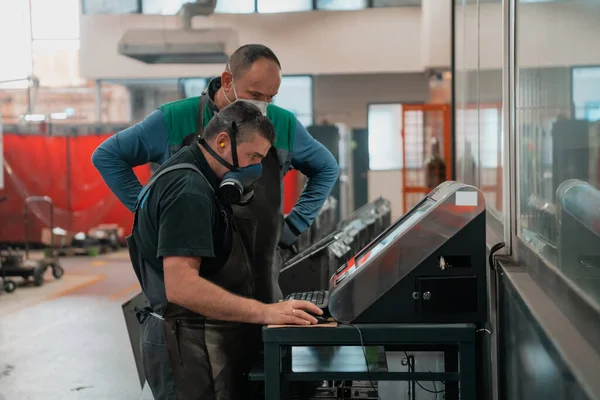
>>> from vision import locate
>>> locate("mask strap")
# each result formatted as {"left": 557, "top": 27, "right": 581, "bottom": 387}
{"left": 199, "top": 138, "right": 237, "bottom": 171}
{"left": 230, "top": 122, "right": 239, "bottom": 167}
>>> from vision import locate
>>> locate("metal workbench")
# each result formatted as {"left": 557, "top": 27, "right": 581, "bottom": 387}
{"left": 250, "top": 323, "right": 477, "bottom": 400}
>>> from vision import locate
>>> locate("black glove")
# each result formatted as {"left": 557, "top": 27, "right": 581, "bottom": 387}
{"left": 279, "top": 219, "right": 300, "bottom": 254}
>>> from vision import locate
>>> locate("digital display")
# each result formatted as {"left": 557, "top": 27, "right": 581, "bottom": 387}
{"left": 356, "top": 198, "right": 436, "bottom": 267}
{"left": 333, "top": 198, "right": 437, "bottom": 285}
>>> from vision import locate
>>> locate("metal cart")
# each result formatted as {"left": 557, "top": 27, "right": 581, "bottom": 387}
{"left": 0, "top": 196, "right": 64, "bottom": 287}
{"left": 0, "top": 195, "right": 17, "bottom": 293}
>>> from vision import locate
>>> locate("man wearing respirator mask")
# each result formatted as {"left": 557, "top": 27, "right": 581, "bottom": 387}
{"left": 93, "top": 44, "right": 339, "bottom": 307}
{"left": 127, "top": 101, "right": 324, "bottom": 400}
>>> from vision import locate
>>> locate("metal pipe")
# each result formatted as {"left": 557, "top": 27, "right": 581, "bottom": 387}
{"left": 178, "top": 1, "right": 217, "bottom": 30}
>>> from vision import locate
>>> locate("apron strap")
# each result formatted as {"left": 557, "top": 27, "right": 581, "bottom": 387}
{"left": 132, "top": 163, "right": 214, "bottom": 234}
{"left": 198, "top": 94, "right": 206, "bottom": 137}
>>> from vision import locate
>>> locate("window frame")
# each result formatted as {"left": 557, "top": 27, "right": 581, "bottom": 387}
{"left": 81, "top": 0, "right": 422, "bottom": 14}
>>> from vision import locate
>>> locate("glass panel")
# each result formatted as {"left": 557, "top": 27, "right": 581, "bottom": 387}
{"left": 367, "top": 104, "right": 403, "bottom": 171}
{"left": 215, "top": 0, "right": 255, "bottom": 13}
{"left": 0, "top": 0, "right": 32, "bottom": 81}
{"left": 454, "top": 0, "right": 504, "bottom": 224}
{"left": 373, "top": 0, "right": 422, "bottom": 6}
{"left": 516, "top": 0, "right": 600, "bottom": 306}
{"left": 30, "top": 0, "right": 79, "bottom": 40}
{"left": 83, "top": 0, "right": 139, "bottom": 14}
{"left": 453, "top": 0, "right": 479, "bottom": 186}
{"left": 316, "top": 0, "right": 367, "bottom": 11}
{"left": 257, "top": 0, "right": 312, "bottom": 13}
{"left": 272, "top": 76, "right": 313, "bottom": 128}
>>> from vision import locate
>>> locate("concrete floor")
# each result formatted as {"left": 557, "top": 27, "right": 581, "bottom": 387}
{"left": 0, "top": 250, "right": 143, "bottom": 400}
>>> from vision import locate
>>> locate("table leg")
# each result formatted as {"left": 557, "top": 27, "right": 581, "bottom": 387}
{"left": 444, "top": 346, "right": 459, "bottom": 400}
{"left": 264, "top": 342, "right": 281, "bottom": 400}
{"left": 459, "top": 342, "right": 477, "bottom": 400}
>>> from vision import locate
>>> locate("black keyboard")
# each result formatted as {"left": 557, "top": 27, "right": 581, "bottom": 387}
{"left": 284, "top": 290, "right": 329, "bottom": 309}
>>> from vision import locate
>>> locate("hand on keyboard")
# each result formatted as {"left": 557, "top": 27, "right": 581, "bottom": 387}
{"left": 261, "top": 300, "right": 323, "bottom": 326}
{"left": 284, "top": 291, "right": 329, "bottom": 309}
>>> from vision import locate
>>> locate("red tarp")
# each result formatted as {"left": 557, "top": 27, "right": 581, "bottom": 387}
{"left": 0, "top": 133, "right": 302, "bottom": 245}
{"left": 0, "top": 134, "right": 151, "bottom": 244}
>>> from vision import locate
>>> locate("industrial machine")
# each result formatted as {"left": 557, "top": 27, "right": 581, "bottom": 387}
{"left": 0, "top": 196, "right": 64, "bottom": 288}
{"left": 286, "top": 181, "right": 487, "bottom": 324}
{"left": 279, "top": 197, "right": 391, "bottom": 296}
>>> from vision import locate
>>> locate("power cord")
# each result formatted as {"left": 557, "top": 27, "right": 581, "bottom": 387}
{"left": 402, "top": 351, "right": 446, "bottom": 399}
{"left": 347, "top": 323, "right": 383, "bottom": 400}
{"left": 488, "top": 242, "right": 506, "bottom": 271}
{"left": 343, "top": 321, "right": 446, "bottom": 400}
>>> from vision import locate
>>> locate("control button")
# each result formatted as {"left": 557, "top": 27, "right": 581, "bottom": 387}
{"left": 423, "top": 291, "right": 431, "bottom": 301}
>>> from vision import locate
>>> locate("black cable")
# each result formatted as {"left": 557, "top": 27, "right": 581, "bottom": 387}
{"left": 488, "top": 242, "right": 506, "bottom": 271}
{"left": 347, "top": 323, "right": 383, "bottom": 400}
{"left": 403, "top": 351, "right": 446, "bottom": 397}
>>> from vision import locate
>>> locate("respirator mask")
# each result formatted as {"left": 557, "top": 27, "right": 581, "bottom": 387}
{"left": 223, "top": 64, "right": 270, "bottom": 116}
{"left": 199, "top": 119, "right": 262, "bottom": 206}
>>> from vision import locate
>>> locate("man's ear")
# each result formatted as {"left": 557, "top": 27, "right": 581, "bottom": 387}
{"left": 215, "top": 131, "right": 230, "bottom": 152}
{"left": 221, "top": 70, "right": 233, "bottom": 89}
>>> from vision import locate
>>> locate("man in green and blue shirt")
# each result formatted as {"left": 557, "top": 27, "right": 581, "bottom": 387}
{"left": 92, "top": 44, "right": 338, "bottom": 303}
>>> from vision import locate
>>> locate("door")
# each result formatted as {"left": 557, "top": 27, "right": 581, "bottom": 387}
{"left": 352, "top": 128, "right": 369, "bottom": 211}
{"left": 401, "top": 104, "right": 452, "bottom": 213}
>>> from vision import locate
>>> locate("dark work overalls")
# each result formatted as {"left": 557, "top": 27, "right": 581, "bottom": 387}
{"left": 127, "top": 162, "right": 261, "bottom": 400}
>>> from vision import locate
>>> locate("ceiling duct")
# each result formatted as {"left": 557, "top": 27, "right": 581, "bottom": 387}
{"left": 118, "top": 0, "right": 238, "bottom": 64}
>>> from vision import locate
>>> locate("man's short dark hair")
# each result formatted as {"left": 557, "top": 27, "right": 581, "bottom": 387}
{"left": 228, "top": 44, "right": 281, "bottom": 79}
{"left": 202, "top": 101, "right": 275, "bottom": 145}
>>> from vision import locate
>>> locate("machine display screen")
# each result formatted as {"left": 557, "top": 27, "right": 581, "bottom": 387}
{"left": 333, "top": 197, "right": 437, "bottom": 284}
{"left": 355, "top": 198, "right": 436, "bottom": 267}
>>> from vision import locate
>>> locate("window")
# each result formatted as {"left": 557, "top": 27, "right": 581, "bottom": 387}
{"left": 572, "top": 67, "right": 600, "bottom": 121}
{"left": 367, "top": 104, "right": 403, "bottom": 171}
{"left": 516, "top": 0, "right": 600, "bottom": 307}
{"left": 317, "top": 0, "right": 367, "bottom": 10}
{"left": 215, "top": 0, "right": 255, "bottom": 13}
{"left": 373, "top": 0, "right": 421, "bottom": 6}
{"left": 82, "top": 0, "right": 139, "bottom": 14}
{"left": 32, "top": 40, "right": 84, "bottom": 87}
{"left": 30, "top": 0, "right": 79, "bottom": 40}
{"left": 142, "top": 0, "right": 189, "bottom": 14}
{"left": 272, "top": 76, "right": 313, "bottom": 127}
{"left": 142, "top": 0, "right": 256, "bottom": 14}
{"left": 257, "top": 0, "right": 312, "bottom": 13}
{"left": 180, "top": 78, "right": 209, "bottom": 98}
{"left": 0, "top": 0, "right": 32, "bottom": 82}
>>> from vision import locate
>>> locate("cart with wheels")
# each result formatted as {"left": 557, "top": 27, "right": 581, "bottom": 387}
{"left": 0, "top": 195, "right": 17, "bottom": 293}
{"left": 0, "top": 196, "right": 64, "bottom": 287}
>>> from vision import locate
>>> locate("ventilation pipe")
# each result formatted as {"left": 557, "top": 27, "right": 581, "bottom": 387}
{"left": 178, "top": 0, "right": 218, "bottom": 29}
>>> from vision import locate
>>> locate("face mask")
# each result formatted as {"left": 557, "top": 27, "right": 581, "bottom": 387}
{"left": 223, "top": 66, "right": 269, "bottom": 116}
{"left": 199, "top": 123, "right": 262, "bottom": 206}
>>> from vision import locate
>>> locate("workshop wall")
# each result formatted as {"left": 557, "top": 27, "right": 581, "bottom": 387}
{"left": 79, "top": 2, "right": 600, "bottom": 80}
{"left": 79, "top": 7, "right": 423, "bottom": 79}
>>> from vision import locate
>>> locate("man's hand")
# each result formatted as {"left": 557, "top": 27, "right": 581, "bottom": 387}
{"left": 278, "top": 219, "right": 300, "bottom": 254}
{"left": 261, "top": 300, "right": 323, "bottom": 325}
